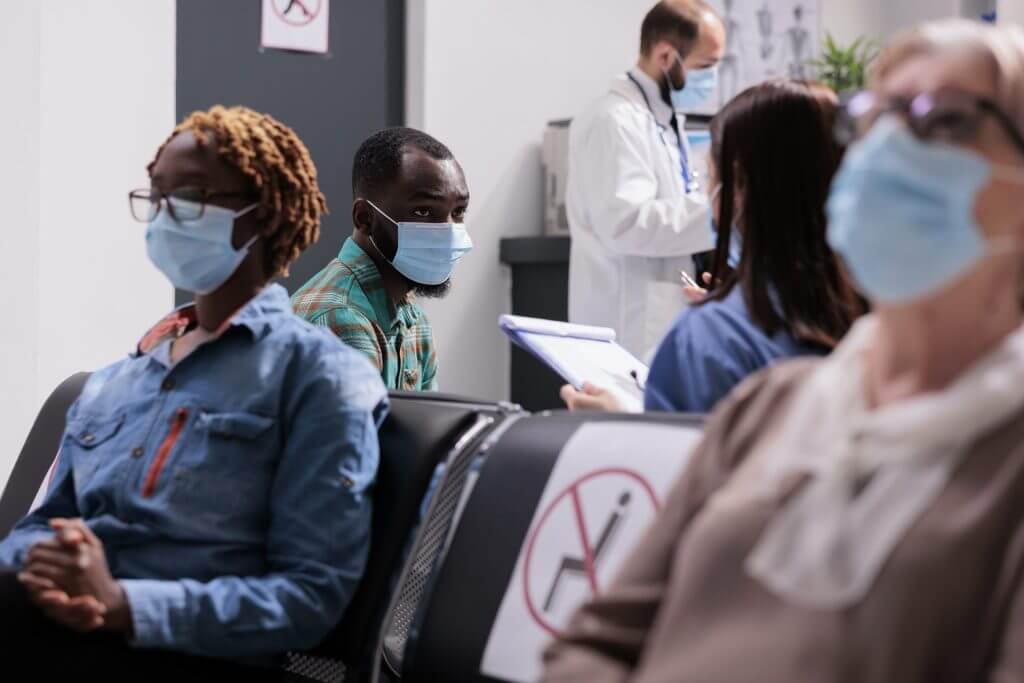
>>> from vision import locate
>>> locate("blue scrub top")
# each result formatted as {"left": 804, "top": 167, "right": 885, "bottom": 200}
{"left": 644, "top": 287, "right": 827, "bottom": 413}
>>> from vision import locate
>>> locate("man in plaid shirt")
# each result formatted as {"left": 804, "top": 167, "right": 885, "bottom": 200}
{"left": 293, "top": 128, "right": 472, "bottom": 391}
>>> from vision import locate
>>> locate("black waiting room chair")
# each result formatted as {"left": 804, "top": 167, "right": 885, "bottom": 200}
{"left": 0, "top": 373, "right": 522, "bottom": 683}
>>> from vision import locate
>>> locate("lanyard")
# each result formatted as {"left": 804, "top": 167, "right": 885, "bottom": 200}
{"left": 626, "top": 72, "right": 694, "bottom": 193}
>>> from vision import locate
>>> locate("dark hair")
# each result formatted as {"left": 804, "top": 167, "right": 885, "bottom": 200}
{"left": 639, "top": 0, "right": 707, "bottom": 56}
{"left": 704, "top": 79, "right": 866, "bottom": 348}
{"left": 351, "top": 127, "right": 454, "bottom": 197}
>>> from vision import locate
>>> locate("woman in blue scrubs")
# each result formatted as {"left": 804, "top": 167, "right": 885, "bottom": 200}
{"left": 564, "top": 79, "right": 865, "bottom": 413}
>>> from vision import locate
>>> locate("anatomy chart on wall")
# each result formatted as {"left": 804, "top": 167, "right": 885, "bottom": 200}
{"left": 697, "top": 0, "right": 821, "bottom": 115}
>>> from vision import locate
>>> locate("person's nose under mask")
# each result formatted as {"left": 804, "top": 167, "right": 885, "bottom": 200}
{"left": 827, "top": 116, "right": 1024, "bottom": 304}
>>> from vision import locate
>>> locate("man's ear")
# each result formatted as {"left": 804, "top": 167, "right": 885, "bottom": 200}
{"left": 352, "top": 198, "right": 373, "bottom": 235}
{"left": 655, "top": 41, "right": 686, "bottom": 89}
{"left": 654, "top": 40, "right": 677, "bottom": 71}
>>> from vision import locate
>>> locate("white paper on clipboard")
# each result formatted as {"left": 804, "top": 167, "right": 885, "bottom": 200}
{"left": 500, "top": 315, "right": 648, "bottom": 411}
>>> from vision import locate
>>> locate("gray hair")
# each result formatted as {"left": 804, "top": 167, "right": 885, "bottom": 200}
{"left": 873, "top": 19, "right": 1024, "bottom": 130}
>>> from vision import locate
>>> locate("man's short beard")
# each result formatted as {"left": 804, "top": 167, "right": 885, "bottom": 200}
{"left": 409, "top": 278, "right": 452, "bottom": 298}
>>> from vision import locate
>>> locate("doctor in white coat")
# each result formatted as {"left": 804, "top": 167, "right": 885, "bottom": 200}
{"left": 567, "top": 0, "right": 726, "bottom": 357}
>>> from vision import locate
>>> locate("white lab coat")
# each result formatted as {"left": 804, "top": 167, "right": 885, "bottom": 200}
{"left": 566, "top": 68, "right": 712, "bottom": 358}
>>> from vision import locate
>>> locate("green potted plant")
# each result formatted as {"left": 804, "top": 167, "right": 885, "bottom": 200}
{"left": 808, "top": 33, "right": 879, "bottom": 94}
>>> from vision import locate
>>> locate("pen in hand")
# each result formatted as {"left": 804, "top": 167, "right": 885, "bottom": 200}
{"left": 681, "top": 270, "right": 710, "bottom": 304}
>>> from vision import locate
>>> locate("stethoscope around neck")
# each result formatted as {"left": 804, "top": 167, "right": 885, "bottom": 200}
{"left": 625, "top": 71, "right": 696, "bottom": 193}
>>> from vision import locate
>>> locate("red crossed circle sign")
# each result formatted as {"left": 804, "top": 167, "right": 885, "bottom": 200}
{"left": 521, "top": 467, "right": 660, "bottom": 637}
{"left": 272, "top": 0, "right": 322, "bottom": 27}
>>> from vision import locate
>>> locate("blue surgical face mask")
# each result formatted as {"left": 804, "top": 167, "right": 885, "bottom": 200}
{"left": 827, "top": 116, "right": 1024, "bottom": 304}
{"left": 707, "top": 184, "right": 742, "bottom": 269}
{"left": 365, "top": 200, "right": 473, "bottom": 286}
{"left": 146, "top": 198, "right": 260, "bottom": 294}
{"left": 665, "top": 54, "right": 718, "bottom": 111}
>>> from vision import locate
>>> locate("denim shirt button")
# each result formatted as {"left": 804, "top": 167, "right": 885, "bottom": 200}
{"left": 82, "top": 433, "right": 95, "bottom": 444}
{"left": 161, "top": 377, "right": 176, "bottom": 392}
{"left": 341, "top": 477, "right": 354, "bottom": 490}
{"left": 131, "top": 447, "right": 144, "bottom": 458}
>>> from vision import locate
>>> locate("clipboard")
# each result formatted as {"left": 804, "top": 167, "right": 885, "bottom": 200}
{"left": 499, "top": 315, "right": 648, "bottom": 407}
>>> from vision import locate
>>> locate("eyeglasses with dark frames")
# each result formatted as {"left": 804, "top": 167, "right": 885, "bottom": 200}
{"left": 128, "top": 187, "right": 257, "bottom": 223}
{"left": 835, "top": 88, "right": 1024, "bottom": 157}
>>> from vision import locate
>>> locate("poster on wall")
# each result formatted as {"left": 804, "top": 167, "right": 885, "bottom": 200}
{"left": 260, "top": 0, "right": 330, "bottom": 54}
{"left": 697, "top": 0, "right": 821, "bottom": 115}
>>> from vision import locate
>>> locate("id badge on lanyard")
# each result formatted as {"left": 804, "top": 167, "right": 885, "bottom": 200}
{"left": 656, "top": 124, "right": 694, "bottom": 192}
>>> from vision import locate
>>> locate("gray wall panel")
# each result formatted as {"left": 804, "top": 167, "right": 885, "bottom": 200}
{"left": 175, "top": 0, "right": 404, "bottom": 304}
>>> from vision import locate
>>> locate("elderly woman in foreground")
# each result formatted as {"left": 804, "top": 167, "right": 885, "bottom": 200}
{"left": 544, "top": 19, "right": 1024, "bottom": 682}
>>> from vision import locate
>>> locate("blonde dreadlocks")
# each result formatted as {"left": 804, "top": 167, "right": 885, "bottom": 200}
{"left": 149, "top": 105, "right": 327, "bottom": 278}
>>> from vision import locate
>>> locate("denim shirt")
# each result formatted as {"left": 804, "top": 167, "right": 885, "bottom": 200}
{"left": 645, "top": 287, "right": 828, "bottom": 413}
{"left": 0, "top": 284, "right": 388, "bottom": 661}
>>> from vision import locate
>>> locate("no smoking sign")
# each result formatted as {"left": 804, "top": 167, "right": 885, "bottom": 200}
{"left": 261, "top": 0, "right": 329, "bottom": 54}
{"left": 522, "top": 467, "right": 660, "bottom": 637}
{"left": 481, "top": 421, "right": 701, "bottom": 683}
{"left": 272, "top": 0, "right": 322, "bottom": 26}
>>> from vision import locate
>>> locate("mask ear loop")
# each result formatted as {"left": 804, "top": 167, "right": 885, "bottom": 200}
{"left": 709, "top": 183, "right": 722, "bottom": 209}
{"left": 991, "top": 165, "right": 1024, "bottom": 186}
{"left": 367, "top": 234, "right": 393, "bottom": 264}
{"left": 234, "top": 202, "right": 260, "bottom": 218}
{"left": 234, "top": 203, "right": 262, "bottom": 252}
{"left": 980, "top": 166, "right": 1024, "bottom": 259}
{"left": 661, "top": 50, "right": 687, "bottom": 92}
{"left": 240, "top": 233, "right": 261, "bottom": 251}
{"left": 707, "top": 183, "right": 723, "bottom": 231}
{"left": 361, "top": 198, "right": 400, "bottom": 264}
{"left": 363, "top": 199, "right": 400, "bottom": 227}
{"left": 674, "top": 50, "right": 687, "bottom": 88}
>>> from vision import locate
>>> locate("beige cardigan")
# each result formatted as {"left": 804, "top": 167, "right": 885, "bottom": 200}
{"left": 543, "top": 360, "right": 1024, "bottom": 683}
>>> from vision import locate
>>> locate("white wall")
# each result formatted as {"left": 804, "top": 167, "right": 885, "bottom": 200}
{"left": 881, "top": 0, "right": 960, "bottom": 37}
{"left": 0, "top": 0, "right": 175, "bottom": 492}
{"left": 1002, "top": 0, "right": 1024, "bottom": 25}
{"left": 409, "top": 0, "right": 655, "bottom": 401}
{"left": 820, "top": 0, "right": 884, "bottom": 43}
{"left": 2, "top": 0, "right": 1007, "bottom": 489}
{"left": 409, "top": 0, "right": 993, "bottom": 402}
{"left": 0, "top": 1, "right": 43, "bottom": 494}
{"left": 822, "top": 0, "right": 1020, "bottom": 44}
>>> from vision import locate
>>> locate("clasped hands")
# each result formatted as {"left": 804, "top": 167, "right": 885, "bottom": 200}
{"left": 18, "top": 518, "right": 132, "bottom": 635}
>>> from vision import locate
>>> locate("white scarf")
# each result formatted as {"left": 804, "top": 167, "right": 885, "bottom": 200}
{"left": 745, "top": 316, "right": 1024, "bottom": 608}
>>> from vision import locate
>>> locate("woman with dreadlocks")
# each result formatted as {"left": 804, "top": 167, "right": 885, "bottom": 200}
{"left": 0, "top": 106, "right": 388, "bottom": 678}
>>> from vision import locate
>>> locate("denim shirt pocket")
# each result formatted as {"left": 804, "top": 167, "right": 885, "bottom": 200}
{"left": 169, "top": 410, "right": 278, "bottom": 528}
{"left": 65, "top": 411, "right": 127, "bottom": 493}
{"left": 194, "top": 411, "right": 275, "bottom": 440}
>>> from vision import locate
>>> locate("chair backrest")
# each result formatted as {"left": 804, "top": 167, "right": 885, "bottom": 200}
{"left": 0, "top": 372, "right": 91, "bottom": 537}
{"left": 397, "top": 410, "right": 705, "bottom": 683}
{"left": 287, "top": 391, "right": 521, "bottom": 682}
{"left": 1, "top": 375, "right": 519, "bottom": 683}
{"left": 377, "top": 406, "right": 524, "bottom": 678}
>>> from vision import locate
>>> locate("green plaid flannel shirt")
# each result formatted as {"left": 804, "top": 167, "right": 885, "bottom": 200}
{"left": 292, "top": 238, "right": 438, "bottom": 391}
